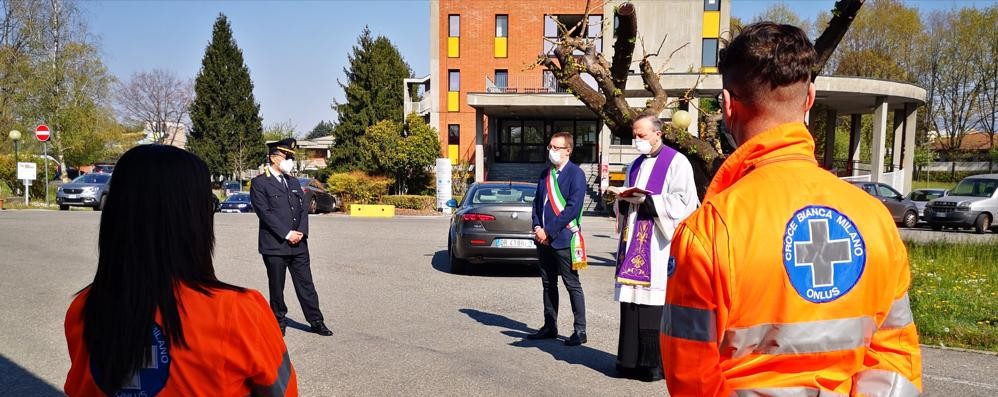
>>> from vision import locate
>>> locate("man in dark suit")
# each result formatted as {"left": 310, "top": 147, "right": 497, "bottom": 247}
{"left": 250, "top": 138, "right": 332, "bottom": 336}
{"left": 529, "top": 131, "right": 589, "bottom": 346}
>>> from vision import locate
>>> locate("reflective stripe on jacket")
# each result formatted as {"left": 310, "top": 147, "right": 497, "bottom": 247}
{"left": 662, "top": 122, "right": 922, "bottom": 396}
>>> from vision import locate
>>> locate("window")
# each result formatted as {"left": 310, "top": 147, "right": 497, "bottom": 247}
{"left": 543, "top": 70, "right": 558, "bottom": 92}
{"left": 449, "top": 70, "right": 460, "bottom": 92}
{"left": 704, "top": 0, "right": 720, "bottom": 12}
{"left": 497, "top": 119, "right": 599, "bottom": 163}
{"left": 448, "top": 124, "right": 460, "bottom": 145}
{"left": 495, "top": 70, "right": 508, "bottom": 89}
{"left": 544, "top": 14, "right": 602, "bottom": 55}
{"left": 702, "top": 38, "right": 719, "bottom": 68}
{"left": 496, "top": 15, "right": 508, "bottom": 37}
{"left": 448, "top": 15, "right": 460, "bottom": 37}
{"left": 877, "top": 184, "right": 901, "bottom": 198}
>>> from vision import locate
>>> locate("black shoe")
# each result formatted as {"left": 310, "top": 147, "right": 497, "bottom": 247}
{"left": 310, "top": 322, "right": 333, "bottom": 336}
{"left": 280, "top": 324, "right": 286, "bottom": 336}
{"left": 565, "top": 331, "right": 587, "bottom": 346}
{"left": 526, "top": 327, "right": 558, "bottom": 340}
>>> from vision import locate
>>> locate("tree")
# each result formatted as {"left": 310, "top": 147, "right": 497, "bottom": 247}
{"left": 263, "top": 119, "right": 296, "bottom": 142}
{"left": 751, "top": 2, "right": 813, "bottom": 36}
{"left": 829, "top": 0, "right": 922, "bottom": 82}
{"left": 114, "top": 69, "right": 193, "bottom": 145}
{"left": 188, "top": 14, "right": 265, "bottom": 181}
{"left": 542, "top": 0, "right": 865, "bottom": 197}
{"left": 306, "top": 120, "right": 336, "bottom": 140}
{"left": 328, "top": 27, "right": 413, "bottom": 171}
{"left": 360, "top": 114, "right": 438, "bottom": 195}
{"left": 974, "top": 6, "right": 998, "bottom": 153}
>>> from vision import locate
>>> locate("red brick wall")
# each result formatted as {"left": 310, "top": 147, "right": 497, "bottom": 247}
{"left": 437, "top": 0, "right": 594, "bottom": 161}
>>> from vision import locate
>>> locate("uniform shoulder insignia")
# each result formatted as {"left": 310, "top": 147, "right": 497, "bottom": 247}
{"left": 782, "top": 205, "right": 866, "bottom": 303}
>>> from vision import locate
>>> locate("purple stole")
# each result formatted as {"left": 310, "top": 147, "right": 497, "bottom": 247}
{"left": 615, "top": 147, "right": 677, "bottom": 286}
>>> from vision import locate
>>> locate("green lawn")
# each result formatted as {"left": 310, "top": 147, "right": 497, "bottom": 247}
{"left": 908, "top": 242, "right": 997, "bottom": 351}
{"left": 911, "top": 180, "right": 956, "bottom": 190}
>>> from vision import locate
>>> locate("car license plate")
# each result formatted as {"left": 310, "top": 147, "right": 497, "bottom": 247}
{"left": 493, "top": 239, "right": 536, "bottom": 248}
{"left": 936, "top": 213, "right": 947, "bottom": 218}
{"left": 66, "top": 194, "right": 78, "bottom": 199}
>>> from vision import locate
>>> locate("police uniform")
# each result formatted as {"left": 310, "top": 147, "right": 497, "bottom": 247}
{"left": 250, "top": 139, "right": 331, "bottom": 336}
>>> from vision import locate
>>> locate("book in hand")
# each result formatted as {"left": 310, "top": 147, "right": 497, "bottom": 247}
{"left": 606, "top": 186, "right": 651, "bottom": 198}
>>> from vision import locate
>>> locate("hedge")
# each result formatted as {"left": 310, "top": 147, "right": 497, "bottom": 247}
{"left": 0, "top": 155, "right": 59, "bottom": 199}
{"left": 326, "top": 171, "right": 391, "bottom": 206}
{"left": 380, "top": 195, "right": 436, "bottom": 210}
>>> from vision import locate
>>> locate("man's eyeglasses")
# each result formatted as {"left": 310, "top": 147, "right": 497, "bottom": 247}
{"left": 547, "top": 145, "right": 570, "bottom": 151}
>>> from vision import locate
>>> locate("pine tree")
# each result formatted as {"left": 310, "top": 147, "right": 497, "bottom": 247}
{"left": 328, "top": 27, "right": 413, "bottom": 171}
{"left": 306, "top": 120, "right": 336, "bottom": 139}
{"left": 188, "top": 14, "right": 265, "bottom": 180}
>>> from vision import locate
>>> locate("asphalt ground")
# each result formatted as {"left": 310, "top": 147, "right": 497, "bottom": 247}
{"left": 0, "top": 211, "right": 995, "bottom": 396}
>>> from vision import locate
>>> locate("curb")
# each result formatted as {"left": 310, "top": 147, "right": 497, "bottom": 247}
{"left": 920, "top": 344, "right": 998, "bottom": 356}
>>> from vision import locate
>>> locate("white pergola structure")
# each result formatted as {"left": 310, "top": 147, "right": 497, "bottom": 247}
{"left": 468, "top": 73, "right": 926, "bottom": 193}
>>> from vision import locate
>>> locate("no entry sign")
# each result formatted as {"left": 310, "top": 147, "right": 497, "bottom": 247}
{"left": 35, "top": 124, "right": 50, "bottom": 142}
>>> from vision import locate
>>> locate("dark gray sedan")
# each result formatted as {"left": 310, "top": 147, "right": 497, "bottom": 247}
{"left": 57, "top": 173, "right": 111, "bottom": 211}
{"left": 446, "top": 182, "right": 539, "bottom": 274}
{"left": 851, "top": 182, "right": 919, "bottom": 228}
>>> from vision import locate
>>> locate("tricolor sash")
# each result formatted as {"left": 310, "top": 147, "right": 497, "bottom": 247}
{"left": 615, "top": 147, "right": 677, "bottom": 286}
{"left": 546, "top": 168, "right": 587, "bottom": 270}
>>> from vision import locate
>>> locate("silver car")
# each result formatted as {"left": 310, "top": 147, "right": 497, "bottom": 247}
{"left": 56, "top": 173, "right": 111, "bottom": 211}
{"left": 925, "top": 174, "right": 998, "bottom": 233}
{"left": 446, "top": 182, "right": 538, "bottom": 274}
{"left": 907, "top": 188, "right": 948, "bottom": 220}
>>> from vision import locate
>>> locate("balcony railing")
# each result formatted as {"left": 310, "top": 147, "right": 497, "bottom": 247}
{"left": 405, "top": 96, "right": 431, "bottom": 115}
{"left": 484, "top": 75, "right": 572, "bottom": 94}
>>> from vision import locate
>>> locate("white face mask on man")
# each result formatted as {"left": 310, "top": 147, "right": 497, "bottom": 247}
{"left": 633, "top": 139, "right": 653, "bottom": 155}
{"left": 548, "top": 149, "right": 562, "bottom": 166}
{"left": 278, "top": 158, "right": 295, "bottom": 174}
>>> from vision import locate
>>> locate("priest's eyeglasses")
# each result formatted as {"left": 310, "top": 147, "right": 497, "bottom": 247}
{"left": 547, "top": 145, "right": 570, "bottom": 151}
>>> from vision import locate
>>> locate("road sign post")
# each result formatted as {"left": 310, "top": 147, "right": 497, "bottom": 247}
{"left": 36, "top": 125, "right": 50, "bottom": 206}
{"left": 17, "top": 162, "right": 36, "bottom": 206}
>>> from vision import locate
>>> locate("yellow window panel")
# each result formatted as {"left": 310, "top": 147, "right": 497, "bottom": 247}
{"left": 494, "top": 37, "right": 508, "bottom": 58}
{"left": 448, "top": 145, "right": 459, "bottom": 164}
{"left": 701, "top": 66, "right": 718, "bottom": 74}
{"left": 447, "top": 91, "right": 460, "bottom": 112}
{"left": 702, "top": 11, "right": 720, "bottom": 38}
{"left": 448, "top": 37, "right": 460, "bottom": 58}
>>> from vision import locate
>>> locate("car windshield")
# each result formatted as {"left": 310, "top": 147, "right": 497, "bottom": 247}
{"left": 224, "top": 182, "right": 240, "bottom": 189}
{"left": 72, "top": 174, "right": 110, "bottom": 184}
{"left": 949, "top": 179, "right": 998, "bottom": 198}
{"left": 908, "top": 190, "right": 945, "bottom": 201}
{"left": 298, "top": 178, "right": 311, "bottom": 186}
{"left": 226, "top": 194, "right": 251, "bottom": 203}
{"left": 470, "top": 186, "right": 536, "bottom": 204}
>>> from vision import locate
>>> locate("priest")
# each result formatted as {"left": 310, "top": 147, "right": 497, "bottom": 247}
{"left": 611, "top": 114, "right": 699, "bottom": 381}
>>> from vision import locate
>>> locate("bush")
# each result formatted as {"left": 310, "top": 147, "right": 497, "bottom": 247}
{"left": 0, "top": 155, "right": 59, "bottom": 199}
{"left": 326, "top": 171, "right": 391, "bottom": 206}
{"left": 380, "top": 194, "right": 435, "bottom": 210}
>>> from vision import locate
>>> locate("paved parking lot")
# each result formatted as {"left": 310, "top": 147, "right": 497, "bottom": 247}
{"left": 0, "top": 211, "right": 995, "bottom": 396}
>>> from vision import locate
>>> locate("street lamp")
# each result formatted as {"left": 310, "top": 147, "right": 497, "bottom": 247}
{"left": 671, "top": 110, "right": 693, "bottom": 131}
{"left": 8, "top": 130, "right": 20, "bottom": 162}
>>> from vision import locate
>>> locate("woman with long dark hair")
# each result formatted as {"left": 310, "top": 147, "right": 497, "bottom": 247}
{"left": 64, "top": 145, "right": 297, "bottom": 396}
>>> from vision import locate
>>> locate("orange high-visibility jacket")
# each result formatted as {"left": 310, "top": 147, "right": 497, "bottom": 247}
{"left": 662, "top": 122, "right": 921, "bottom": 396}
{"left": 65, "top": 285, "right": 297, "bottom": 397}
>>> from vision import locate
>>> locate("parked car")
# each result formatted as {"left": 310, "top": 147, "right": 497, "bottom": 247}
{"left": 92, "top": 162, "right": 115, "bottom": 174}
{"left": 297, "top": 177, "right": 338, "bottom": 214}
{"left": 446, "top": 182, "right": 539, "bottom": 274}
{"left": 850, "top": 182, "right": 919, "bottom": 228}
{"left": 222, "top": 180, "right": 242, "bottom": 196}
{"left": 907, "top": 188, "right": 948, "bottom": 220}
{"left": 219, "top": 193, "right": 253, "bottom": 213}
{"left": 924, "top": 174, "right": 998, "bottom": 234}
{"left": 56, "top": 173, "right": 111, "bottom": 211}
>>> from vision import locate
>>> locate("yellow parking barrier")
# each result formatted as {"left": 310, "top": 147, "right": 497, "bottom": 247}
{"left": 350, "top": 204, "right": 395, "bottom": 218}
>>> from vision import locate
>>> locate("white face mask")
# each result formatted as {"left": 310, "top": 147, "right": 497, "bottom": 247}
{"left": 548, "top": 149, "right": 562, "bottom": 166}
{"left": 279, "top": 159, "right": 295, "bottom": 174}
{"left": 633, "top": 139, "right": 653, "bottom": 155}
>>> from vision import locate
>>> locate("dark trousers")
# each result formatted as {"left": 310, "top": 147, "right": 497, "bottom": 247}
{"left": 263, "top": 252, "right": 324, "bottom": 326}
{"left": 537, "top": 245, "right": 586, "bottom": 333}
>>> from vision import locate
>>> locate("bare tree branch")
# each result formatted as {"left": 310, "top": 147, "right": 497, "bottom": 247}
{"left": 812, "top": 0, "right": 864, "bottom": 79}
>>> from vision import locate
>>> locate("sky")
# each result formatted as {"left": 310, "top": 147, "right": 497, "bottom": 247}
{"left": 82, "top": 0, "right": 995, "bottom": 136}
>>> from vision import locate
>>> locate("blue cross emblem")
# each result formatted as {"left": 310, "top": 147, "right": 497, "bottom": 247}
{"left": 782, "top": 206, "right": 866, "bottom": 303}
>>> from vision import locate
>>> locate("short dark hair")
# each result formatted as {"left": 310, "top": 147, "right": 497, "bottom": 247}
{"left": 551, "top": 131, "right": 574, "bottom": 148}
{"left": 633, "top": 114, "right": 663, "bottom": 132}
{"left": 718, "top": 22, "right": 816, "bottom": 104}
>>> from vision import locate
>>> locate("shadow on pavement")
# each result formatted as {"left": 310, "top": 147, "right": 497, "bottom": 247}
{"left": 0, "top": 354, "right": 62, "bottom": 397}
{"left": 459, "top": 308, "right": 617, "bottom": 377}
{"left": 430, "top": 250, "right": 538, "bottom": 277}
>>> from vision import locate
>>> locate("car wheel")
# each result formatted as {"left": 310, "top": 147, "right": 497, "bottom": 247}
{"left": 973, "top": 213, "right": 992, "bottom": 234}
{"left": 902, "top": 211, "right": 918, "bottom": 228}
{"left": 930, "top": 224, "right": 942, "bottom": 231}
{"left": 59, "top": 204, "right": 69, "bottom": 211}
{"left": 448, "top": 235, "right": 468, "bottom": 275}
{"left": 95, "top": 195, "right": 106, "bottom": 211}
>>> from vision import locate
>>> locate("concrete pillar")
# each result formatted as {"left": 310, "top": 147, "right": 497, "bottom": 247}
{"left": 892, "top": 109, "right": 905, "bottom": 171}
{"left": 902, "top": 103, "right": 918, "bottom": 194}
{"left": 823, "top": 109, "right": 837, "bottom": 171}
{"left": 848, "top": 114, "right": 862, "bottom": 176}
{"left": 475, "top": 108, "right": 485, "bottom": 182}
{"left": 870, "top": 97, "right": 889, "bottom": 183}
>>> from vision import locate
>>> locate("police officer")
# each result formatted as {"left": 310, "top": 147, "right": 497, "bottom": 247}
{"left": 251, "top": 138, "right": 333, "bottom": 336}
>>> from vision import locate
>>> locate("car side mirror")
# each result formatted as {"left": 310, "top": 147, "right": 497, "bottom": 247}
{"left": 446, "top": 199, "right": 458, "bottom": 208}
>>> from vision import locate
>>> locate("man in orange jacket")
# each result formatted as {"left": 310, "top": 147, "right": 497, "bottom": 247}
{"left": 661, "top": 22, "right": 922, "bottom": 396}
